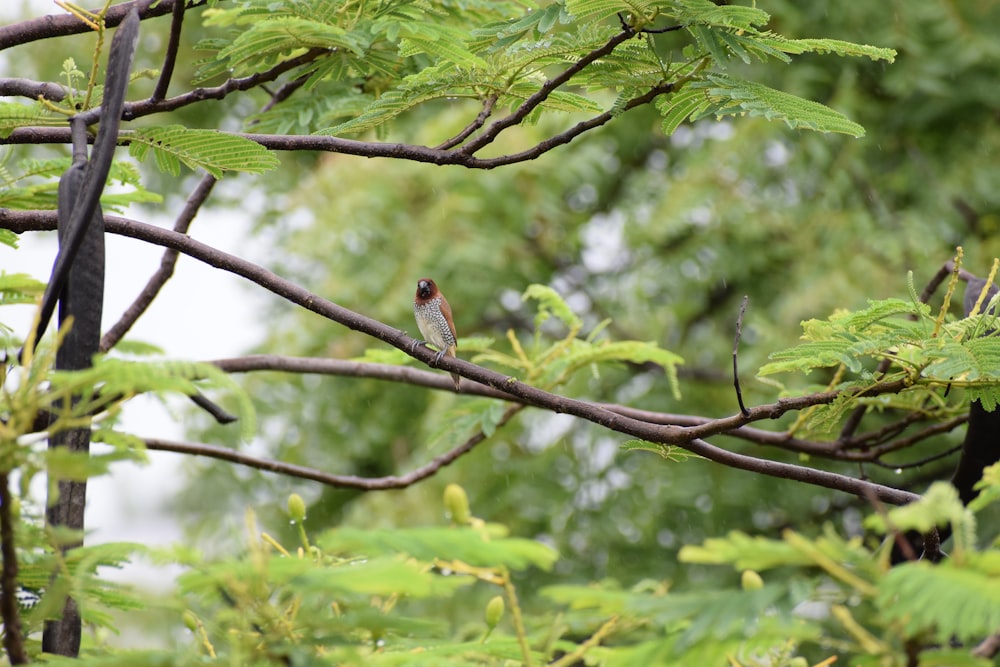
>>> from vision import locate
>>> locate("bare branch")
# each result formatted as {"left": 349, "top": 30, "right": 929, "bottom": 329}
{"left": 119, "top": 47, "right": 329, "bottom": 122}
{"left": 434, "top": 95, "right": 498, "bottom": 151}
{"left": 149, "top": 0, "right": 187, "bottom": 103}
{"left": 870, "top": 443, "right": 962, "bottom": 470}
{"left": 865, "top": 416, "right": 968, "bottom": 458}
{"left": 0, "top": 473, "right": 27, "bottom": 664}
{"left": 0, "top": 78, "right": 65, "bottom": 101}
{"left": 1, "top": 210, "right": 924, "bottom": 504}
{"left": 732, "top": 295, "right": 750, "bottom": 417}
{"left": 100, "top": 172, "right": 217, "bottom": 352}
{"left": 207, "top": 355, "right": 960, "bottom": 463}
{"left": 144, "top": 404, "right": 523, "bottom": 490}
{"left": 0, "top": 0, "right": 202, "bottom": 51}
{"left": 684, "top": 438, "right": 919, "bottom": 505}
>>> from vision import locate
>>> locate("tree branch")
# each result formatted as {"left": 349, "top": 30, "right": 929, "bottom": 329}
{"left": 100, "top": 172, "right": 217, "bottom": 352}
{"left": 1, "top": 210, "right": 925, "bottom": 504}
{"left": 973, "top": 630, "right": 1000, "bottom": 659}
{"left": 145, "top": 404, "right": 523, "bottom": 490}
{"left": 206, "top": 354, "right": 965, "bottom": 464}
{"left": 0, "top": 473, "right": 27, "bottom": 664}
{"left": 434, "top": 95, "right": 497, "bottom": 151}
{"left": 138, "top": 406, "right": 919, "bottom": 506}
{"left": 1, "top": 82, "right": 677, "bottom": 170}
{"left": 0, "top": 78, "right": 65, "bottom": 101}
{"left": 149, "top": 0, "right": 187, "bottom": 103}
{"left": 459, "top": 28, "right": 636, "bottom": 155}
{"left": 0, "top": 0, "right": 202, "bottom": 51}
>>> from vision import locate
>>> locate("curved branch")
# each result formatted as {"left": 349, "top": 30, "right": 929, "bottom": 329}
{"left": 149, "top": 0, "right": 187, "bottom": 102}
{"left": 1, "top": 209, "right": 923, "bottom": 504}
{"left": 144, "top": 404, "right": 523, "bottom": 490}
{"left": 0, "top": 78, "right": 65, "bottom": 101}
{"left": 459, "top": 28, "right": 636, "bottom": 155}
{"left": 207, "top": 354, "right": 940, "bottom": 462}
{"left": 100, "top": 172, "right": 217, "bottom": 351}
{"left": 0, "top": 0, "right": 202, "bottom": 51}
{"left": 1, "top": 81, "right": 677, "bottom": 170}
{"left": 684, "top": 438, "right": 920, "bottom": 505}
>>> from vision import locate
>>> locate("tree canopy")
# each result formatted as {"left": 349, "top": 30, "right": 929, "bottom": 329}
{"left": 1, "top": 0, "right": 999, "bottom": 665}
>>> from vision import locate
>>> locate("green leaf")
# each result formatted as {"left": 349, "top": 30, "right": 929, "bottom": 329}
{"left": 563, "top": 0, "right": 659, "bottom": 23}
{"left": 218, "top": 17, "right": 367, "bottom": 66}
{"left": 969, "top": 462, "right": 1000, "bottom": 512}
{"left": 864, "top": 482, "right": 970, "bottom": 536}
{"left": 696, "top": 74, "right": 866, "bottom": 137}
{"left": 679, "top": 531, "right": 812, "bottom": 571}
{"left": 319, "top": 526, "right": 559, "bottom": 571}
{"left": 564, "top": 340, "right": 683, "bottom": 398}
{"left": 0, "top": 101, "right": 51, "bottom": 138}
{"left": 397, "top": 24, "right": 486, "bottom": 68}
{"left": 764, "top": 36, "right": 896, "bottom": 63}
{"left": 0, "top": 272, "right": 45, "bottom": 305}
{"left": 879, "top": 558, "right": 1000, "bottom": 643}
{"left": 129, "top": 126, "right": 279, "bottom": 177}
{"left": 522, "top": 284, "right": 582, "bottom": 330}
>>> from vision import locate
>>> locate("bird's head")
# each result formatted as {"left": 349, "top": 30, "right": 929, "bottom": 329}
{"left": 415, "top": 278, "right": 438, "bottom": 301}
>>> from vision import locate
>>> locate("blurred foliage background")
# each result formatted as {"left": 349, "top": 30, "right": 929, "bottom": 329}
{"left": 4, "top": 0, "right": 1000, "bottom": 653}
{"left": 164, "top": 0, "right": 1000, "bottom": 591}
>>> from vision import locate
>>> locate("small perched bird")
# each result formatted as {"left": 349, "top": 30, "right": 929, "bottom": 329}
{"left": 414, "top": 278, "right": 461, "bottom": 390}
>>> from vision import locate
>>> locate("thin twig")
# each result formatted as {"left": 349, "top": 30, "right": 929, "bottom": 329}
{"left": 732, "top": 295, "right": 750, "bottom": 417}
{"left": 0, "top": 473, "right": 27, "bottom": 664}
{"left": 256, "top": 73, "right": 312, "bottom": 116}
{"left": 149, "top": 0, "right": 186, "bottom": 102}
{"left": 434, "top": 95, "right": 498, "bottom": 150}
{"left": 54, "top": 46, "right": 327, "bottom": 127}
{"left": 864, "top": 416, "right": 968, "bottom": 458}
{"left": 458, "top": 28, "right": 638, "bottom": 155}
{"left": 0, "top": 0, "right": 199, "bottom": 50}
{"left": 189, "top": 393, "right": 237, "bottom": 424}
{"left": 146, "top": 404, "right": 524, "bottom": 490}
{"left": 861, "top": 486, "right": 917, "bottom": 562}
{"left": 616, "top": 13, "right": 684, "bottom": 35}
{"left": 100, "top": 172, "right": 217, "bottom": 351}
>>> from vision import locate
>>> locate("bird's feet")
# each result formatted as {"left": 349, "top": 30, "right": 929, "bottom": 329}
{"left": 410, "top": 339, "right": 427, "bottom": 354}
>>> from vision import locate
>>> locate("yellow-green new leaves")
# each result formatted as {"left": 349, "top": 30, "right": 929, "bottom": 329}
{"left": 865, "top": 482, "right": 977, "bottom": 559}
{"left": 0, "top": 272, "right": 45, "bottom": 306}
{"left": 679, "top": 525, "right": 879, "bottom": 589}
{"left": 969, "top": 461, "right": 1000, "bottom": 513}
{"left": 761, "top": 294, "right": 1000, "bottom": 410}
{"left": 0, "top": 101, "right": 51, "bottom": 138}
{"left": 129, "top": 126, "right": 279, "bottom": 177}
{"left": 523, "top": 284, "right": 582, "bottom": 332}
{"left": 697, "top": 74, "right": 867, "bottom": 137}
{"left": 879, "top": 558, "right": 1000, "bottom": 645}
{"left": 320, "top": 526, "right": 558, "bottom": 572}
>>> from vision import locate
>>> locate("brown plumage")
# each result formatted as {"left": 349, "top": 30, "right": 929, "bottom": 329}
{"left": 414, "top": 278, "right": 460, "bottom": 390}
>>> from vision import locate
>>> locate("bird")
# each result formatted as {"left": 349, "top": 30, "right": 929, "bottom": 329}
{"left": 413, "top": 278, "right": 461, "bottom": 391}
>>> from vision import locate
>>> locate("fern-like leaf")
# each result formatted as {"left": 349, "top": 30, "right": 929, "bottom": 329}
{"left": 696, "top": 73, "right": 866, "bottom": 137}
{"left": 879, "top": 559, "right": 1000, "bottom": 643}
{"left": 129, "top": 126, "right": 279, "bottom": 177}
